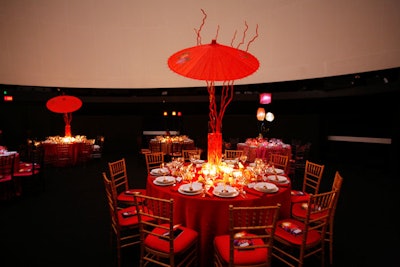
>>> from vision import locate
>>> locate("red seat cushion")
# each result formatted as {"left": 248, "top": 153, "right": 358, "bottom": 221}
{"left": 13, "top": 162, "right": 41, "bottom": 177}
{"left": 291, "top": 202, "right": 328, "bottom": 220}
{"left": 274, "top": 218, "right": 321, "bottom": 246}
{"left": 214, "top": 233, "right": 269, "bottom": 265}
{"left": 117, "top": 189, "right": 147, "bottom": 203}
{"left": 290, "top": 191, "right": 310, "bottom": 203}
{"left": 0, "top": 174, "right": 13, "bottom": 182}
{"left": 117, "top": 206, "right": 154, "bottom": 226}
{"left": 144, "top": 224, "right": 198, "bottom": 254}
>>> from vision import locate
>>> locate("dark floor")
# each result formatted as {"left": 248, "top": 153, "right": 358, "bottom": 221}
{"left": 1, "top": 150, "right": 398, "bottom": 267}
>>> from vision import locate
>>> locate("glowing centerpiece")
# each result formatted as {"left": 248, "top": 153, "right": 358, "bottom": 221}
{"left": 168, "top": 9, "right": 259, "bottom": 167}
{"left": 46, "top": 94, "right": 82, "bottom": 137}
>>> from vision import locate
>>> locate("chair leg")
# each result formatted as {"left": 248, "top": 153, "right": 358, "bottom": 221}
{"left": 329, "top": 223, "right": 333, "bottom": 265}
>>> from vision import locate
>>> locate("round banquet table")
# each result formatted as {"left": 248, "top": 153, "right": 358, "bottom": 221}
{"left": 0, "top": 151, "right": 20, "bottom": 171}
{"left": 149, "top": 137, "right": 195, "bottom": 155}
{"left": 42, "top": 142, "right": 84, "bottom": 166}
{"left": 237, "top": 141, "right": 292, "bottom": 162}
{"left": 146, "top": 171, "right": 291, "bottom": 267}
{"left": 0, "top": 151, "right": 21, "bottom": 198}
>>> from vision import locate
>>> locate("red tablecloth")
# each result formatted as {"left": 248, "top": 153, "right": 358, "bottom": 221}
{"left": 237, "top": 142, "right": 292, "bottom": 162}
{"left": 0, "top": 151, "right": 20, "bottom": 173}
{"left": 0, "top": 152, "right": 21, "bottom": 198}
{"left": 42, "top": 142, "right": 84, "bottom": 166}
{"left": 149, "top": 139, "right": 195, "bottom": 155}
{"left": 146, "top": 173, "right": 291, "bottom": 267}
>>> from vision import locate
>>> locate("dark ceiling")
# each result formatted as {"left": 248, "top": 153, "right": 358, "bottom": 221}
{"left": 1, "top": 66, "right": 399, "bottom": 120}
{"left": 2, "top": 67, "right": 399, "bottom": 103}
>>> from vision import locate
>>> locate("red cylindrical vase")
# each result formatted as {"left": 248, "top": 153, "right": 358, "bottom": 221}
{"left": 207, "top": 132, "right": 222, "bottom": 165}
{"left": 65, "top": 124, "right": 71, "bottom": 137}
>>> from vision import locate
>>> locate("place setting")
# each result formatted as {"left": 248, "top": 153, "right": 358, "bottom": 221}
{"left": 252, "top": 182, "right": 279, "bottom": 193}
{"left": 265, "top": 174, "right": 290, "bottom": 186}
{"left": 153, "top": 176, "right": 176, "bottom": 186}
{"left": 245, "top": 181, "right": 279, "bottom": 196}
{"left": 213, "top": 184, "right": 239, "bottom": 198}
{"left": 150, "top": 167, "right": 170, "bottom": 176}
{"left": 178, "top": 181, "right": 203, "bottom": 195}
{"left": 265, "top": 166, "right": 285, "bottom": 175}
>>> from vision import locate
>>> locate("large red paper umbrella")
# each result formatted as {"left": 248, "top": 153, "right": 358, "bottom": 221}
{"left": 168, "top": 39, "right": 259, "bottom": 82}
{"left": 168, "top": 39, "right": 259, "bottom": 133}
{"left": 46, "top": 95, "right": 82, "bottom": 137}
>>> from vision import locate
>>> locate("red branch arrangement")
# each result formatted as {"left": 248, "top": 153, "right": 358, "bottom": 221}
{"left": 194, "top": 9, "right": 258, "bottom": 133}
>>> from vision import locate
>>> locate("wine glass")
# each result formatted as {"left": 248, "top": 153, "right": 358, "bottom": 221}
{"left": 239, "top": 154, "right": 247, "bottom": 164}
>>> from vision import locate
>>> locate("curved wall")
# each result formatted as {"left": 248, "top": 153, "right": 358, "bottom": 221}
{"left": 0, "top": 0, "right": 399, "bottom": 89}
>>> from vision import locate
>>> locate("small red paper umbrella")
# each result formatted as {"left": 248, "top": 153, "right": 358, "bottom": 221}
{"left": 46, "top": 95, "right": 82, "bottom": 137}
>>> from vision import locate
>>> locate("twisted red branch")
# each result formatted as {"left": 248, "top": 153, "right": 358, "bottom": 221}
{"left": 216, "top": 81, "right": 234, "bottom": 132}
{"left": 63, "top": 113, "right": 72, "bottom": 125}
{"left": 246, "top": 24, "right": 259, "bottom": 52}
{"left": 194, "top": 9, "right": 207, "bottom": 45}
{"left": 236, "top": 21, "right": 248, "bottom": 50}
{"left": 231, "top": 30, "right": 237, "bottom": 47}
{"left": 207, "top": 81, "right": 218, "bottom": 133}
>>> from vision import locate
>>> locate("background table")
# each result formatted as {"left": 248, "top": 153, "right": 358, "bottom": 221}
{"left": 42, "top": 142, "right": 84, "bottom": 166}
{"left": 0, "top": 151, "right": 21, "bottom": 199}
{"left": 146, "top": 174, "right": 291, "bottom": 267}
{"left": 149, "top": 136, "right": 195, "bottom": 155}
{"left": 237, "top": 138, "right": 292, "bottom": 162}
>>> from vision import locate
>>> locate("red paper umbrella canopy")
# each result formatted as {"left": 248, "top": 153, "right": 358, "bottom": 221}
{"left": 168, "top": 40, "right": 259, "bottom": 81}
{"left": 46, "top": 95, "right": 82, "bottom": 113}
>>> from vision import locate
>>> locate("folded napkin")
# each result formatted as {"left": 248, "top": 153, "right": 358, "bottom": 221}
{"left": 124, "top": 190, "right": 138, "bottom": 195}
{"left": 280, "top": 222, "right": 302, "bottom": 236}
{"left": 170, "top": 182, "right": 188, "bottom": 192}
{"left": 302, "top": 203, "right": 322, "bottom": 211}
{"left": 245, "top": 187, "right": 265, "bottom": 197}
{"left": 269, "top": 180, "right": 290, "bottom": 188}
{"left": 18, "top": 168, "right": 31, "bottom": 173}
{"left": 121, "top": 211, "right": 137, "bottom": 218}
{"left": 291, "top": 190, "right": 305, "bottom": 196}
{"left": 234, "top": 231, "right": 255, "bottom": 250}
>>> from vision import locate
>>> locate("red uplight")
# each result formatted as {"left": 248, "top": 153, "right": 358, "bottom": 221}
{"left": 4, "top": 95, "right": 13, "bottom": 102}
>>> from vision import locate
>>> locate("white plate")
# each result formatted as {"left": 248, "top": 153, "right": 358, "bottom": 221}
{"left": 213, "top": 185, "right": 239, "bottom": 198}
{"left": 265, "top": 167, "right": 284, "bottom": 175}
{"left": 178, "top": 182, "right": 203, "bottom": 196}
{"left": 254, "top": 182, "right": 278, "bottom": 193}
{"left": 150, "top": 168, "right": 170, "bottom": 176}
{"left": 223, "top": 159, "right": 237, "bottom": 164}
{"left": 153, "top": 176, "right": 175, "bottom": 186}
{"left": 178, "top": 187, "right": 203, "bottom": 195}
{"left": 179, "top": 182, "right": 203, "bottom": 193}
{"left": 267, "top": 175, "right": 289, "bottom": 183}
{"left": 192, "top": 159, "right": 205, "bottom": 164}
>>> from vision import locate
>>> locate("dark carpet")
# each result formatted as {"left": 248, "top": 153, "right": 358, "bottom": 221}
{"left": 1, "top": 150, "right": 398, "bottom": 267}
